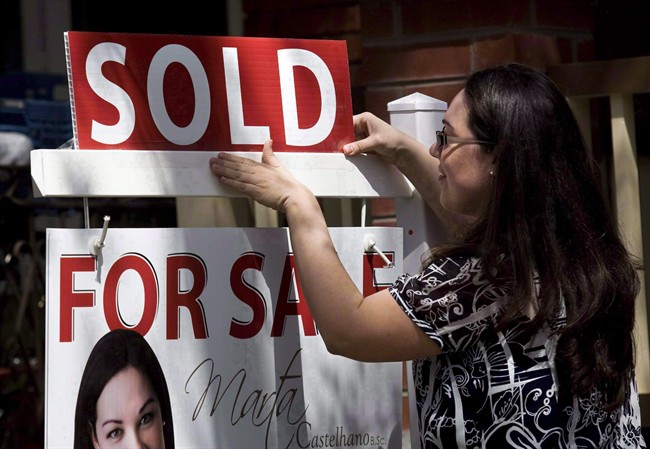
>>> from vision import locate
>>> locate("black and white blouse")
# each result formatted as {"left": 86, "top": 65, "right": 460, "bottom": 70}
{"left": 390, "top": 255, "right": 646, "bottom": 449}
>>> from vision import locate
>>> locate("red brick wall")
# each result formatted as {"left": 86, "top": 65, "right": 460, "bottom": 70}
{"left": 358, "top": 0, "right": 595, "bottom": 115}
{"left": 358, "top": 0, "right": 595, "bottom": 228}
{"left": 242, "top": 0, "right": 597, "bottom": 436}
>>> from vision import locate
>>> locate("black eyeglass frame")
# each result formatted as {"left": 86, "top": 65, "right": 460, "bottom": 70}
{"left": 435, "top": 127, "right": 494, "bottom": 148}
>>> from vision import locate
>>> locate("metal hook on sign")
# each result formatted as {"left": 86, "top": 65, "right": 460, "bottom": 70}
{"left": 89, "top": 215, "right": 111, "bottom": 256}
{"left": 363, "top": 233, "right": 394, "bottom": 268}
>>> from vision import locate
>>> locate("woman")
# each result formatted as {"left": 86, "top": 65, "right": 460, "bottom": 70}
{"left": 209, "top": 63, "right": 646, "bottom": 448}
{"left": 73, "top": 329, "right": 175, "bottom": 449}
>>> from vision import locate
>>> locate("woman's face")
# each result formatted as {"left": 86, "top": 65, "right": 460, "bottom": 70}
{"left": 430, "top": 89, "right": 493, "bottom": 220}
{"left": 92, "top": 366, "right": 166, "bottom": 449}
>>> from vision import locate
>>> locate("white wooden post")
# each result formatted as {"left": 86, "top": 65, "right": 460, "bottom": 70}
{"left": 389, "top": 93, "right": 449, "bottom": 271}
{"left": 389, "top": 93, "right": 448, "bottom": 449}
{"left": 610, "top": 94, "right": 650, "bottom": 396}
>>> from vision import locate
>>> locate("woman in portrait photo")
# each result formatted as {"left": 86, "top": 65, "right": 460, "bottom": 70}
{"left": 73, "top": 328, "right": 175, "bottom": 449}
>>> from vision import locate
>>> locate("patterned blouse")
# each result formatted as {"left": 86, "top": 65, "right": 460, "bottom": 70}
{"left": 389, "top": 255, "right": 646, "bottom": 449}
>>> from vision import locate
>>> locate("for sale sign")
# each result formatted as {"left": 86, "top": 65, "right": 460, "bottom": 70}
{"left": 45, "top": 227, "right": 403, "bottom": 448}
{"left": 65, "top": 31, "right": 354, "bottom": 151}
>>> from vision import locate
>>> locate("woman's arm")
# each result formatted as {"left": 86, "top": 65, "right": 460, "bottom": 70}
{"left": 209, "top": 140, "right": 440, "bottom": 362}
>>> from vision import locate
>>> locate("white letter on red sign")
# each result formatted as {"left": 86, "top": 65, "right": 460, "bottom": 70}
{"left": 86, "top": 42, "right": 136, "bottom": 145}
{"left": 223, "top": 47, "right": 271, "bottom": 145}
{"left": 148, "top": 44, "right": 211, "bottom": 145}
{"left": 278, "top": 49, "right": 336, "bottom": 146}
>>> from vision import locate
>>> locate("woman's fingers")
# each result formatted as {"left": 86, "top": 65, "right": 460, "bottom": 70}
{"left": 212, "top": 151, "right": 254, "bottom": 173}
{"left": 261, "top": 139, "right": 282, "bottom": 168}
{"left": 209, "top": 153, "right": 260, "bottom": 202}
{"left": 208, "top": 139, "right": 298, "bottom": 212}
{"left": 344, "top": 113, "right": 371, "bottom": 155}
{"left": 343, "top": 138, "right": 377, "bottom": 156}
{"left": 210, "top": 140, "right": 278, "bottom": 173}
{"left": 343, "top": 112, "right": 393, "bottom": 157}
{"left": 209, "top": 155, "right": 239, "bottom": 185}
{"left": 210, "top": 144, "right": 265, "bottom": 181}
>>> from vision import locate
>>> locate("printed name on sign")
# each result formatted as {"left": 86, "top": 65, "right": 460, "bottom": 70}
{"left": 65, "top": 32, "right": 354, "bottom": 152}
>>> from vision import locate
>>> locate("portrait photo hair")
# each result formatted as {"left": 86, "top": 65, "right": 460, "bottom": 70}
{"left": 73, "top": 328, "right": 175, "bottom": 448}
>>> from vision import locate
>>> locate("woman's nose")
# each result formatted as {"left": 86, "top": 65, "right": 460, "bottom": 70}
{"left": 430, "top": 142, "right": 441, "bottom": 158}
{"left": 124, "top": 431, "right": 147, "bottom": 449}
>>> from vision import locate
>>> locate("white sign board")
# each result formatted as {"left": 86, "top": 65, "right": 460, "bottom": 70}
{"left": 45, "top": 227, "right": 403, "bottom": 448}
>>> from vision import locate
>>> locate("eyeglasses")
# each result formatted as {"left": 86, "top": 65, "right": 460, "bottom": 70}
{"left": 436, "top": 126, "right": 494, "bottom": 148}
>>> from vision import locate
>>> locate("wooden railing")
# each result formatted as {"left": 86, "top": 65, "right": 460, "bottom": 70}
{"left": 549, "top": 56, "right": 650, "bottom": 424}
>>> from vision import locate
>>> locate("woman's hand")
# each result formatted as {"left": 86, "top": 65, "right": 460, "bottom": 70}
{"left": 342, "top": 112, "right": 414, "bottom": 165}
{"left": 209, "top": 139, "right": 312, "bottom": 213}
{"left": 344, "top": 111, "right": 463, "bottom": 234}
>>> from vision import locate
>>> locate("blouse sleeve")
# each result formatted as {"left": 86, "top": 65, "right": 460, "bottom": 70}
{"left": 388, "top": 255, "right": 510, "bottom": 353}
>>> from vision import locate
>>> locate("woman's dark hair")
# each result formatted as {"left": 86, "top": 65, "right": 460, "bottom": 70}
{"left": 73, "top": 329, "right": 175, "bottom": 448}
{"left": 427, "top": 63, "right": 639, "bottom": 411}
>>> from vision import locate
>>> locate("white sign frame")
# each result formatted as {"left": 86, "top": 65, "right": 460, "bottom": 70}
{"left": 30, "top": 150, "right": 413, "bottom": 199}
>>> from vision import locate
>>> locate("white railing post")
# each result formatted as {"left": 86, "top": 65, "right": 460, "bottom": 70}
{"left": 389, "top": 93, "right": 448, "bottom": 449}
{"left": 389, "top": 93, "right": 448, "bottom": 273}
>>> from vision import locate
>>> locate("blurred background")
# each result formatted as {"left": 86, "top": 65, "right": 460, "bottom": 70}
{"left": 1, "top": 0, "right": 650, "bottom": 447}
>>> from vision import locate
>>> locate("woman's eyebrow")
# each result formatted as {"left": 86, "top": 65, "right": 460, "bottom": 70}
{"left": 98, "top": 397, "right": 156, "bottom": 428}
{"left": 101, "top": 418, "right": 122, "bottom": 428}
{"left": 139, "top": 397, "right": 156, "bottom": 415}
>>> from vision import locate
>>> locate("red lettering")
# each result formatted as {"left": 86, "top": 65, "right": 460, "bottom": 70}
{"left": 362, "top": 252, "right": 394, "bottom": 297}
{"left": 229, "top": 252, "right": 267, "bottom": 339}
{"left": 59, "top": 255, "right": 96, "bottom": 342}
{"left": 271, "top": 254, "right": 317, "bottom": 337}
{"left": 104, "top": 253, "right": 158, "bottom": 335}
{"left": 167, "top": 254, "right": 209, "bottom": 339}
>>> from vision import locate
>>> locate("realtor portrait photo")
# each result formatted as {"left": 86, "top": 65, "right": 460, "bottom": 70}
{"left": 73, "top": 328, "right": 175, "bottom": 449}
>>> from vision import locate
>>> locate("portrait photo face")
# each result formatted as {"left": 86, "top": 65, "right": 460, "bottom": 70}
{"left": 91, "top": 366, "right": 166, "bottom": 449}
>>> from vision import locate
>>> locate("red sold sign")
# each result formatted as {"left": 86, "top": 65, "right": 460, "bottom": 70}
{"left": 65, "top": 31, "right": 354, "bottom": 152}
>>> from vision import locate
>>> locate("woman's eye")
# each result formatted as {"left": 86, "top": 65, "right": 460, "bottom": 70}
{"left": 107, "top": 428, "right": 122, "bottom": 440}
{"left": 140, "top": 412, "right": 154, "bottom": 426}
